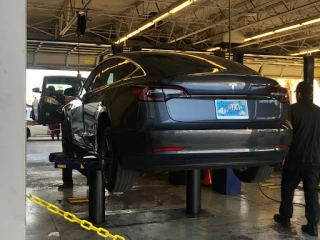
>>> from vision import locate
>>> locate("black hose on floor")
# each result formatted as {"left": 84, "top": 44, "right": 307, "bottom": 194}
{"left": 257, "top": 182, "right": 306, "bottom": 207}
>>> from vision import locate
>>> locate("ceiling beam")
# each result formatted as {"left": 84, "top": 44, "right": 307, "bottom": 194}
{"left": 167, "top": 0, "right": 282, "bottom": 44}
{"left": 27, "top": 25, "right": 55, "bottom": 38}
{"left": 234, "top": 24, "right": 320, "bottom": 48}
{"left": 192, "top": 0, "right": 320, "bottom": 46}
{"left": 260, "top": 32, "right": 320, "bottom": 49}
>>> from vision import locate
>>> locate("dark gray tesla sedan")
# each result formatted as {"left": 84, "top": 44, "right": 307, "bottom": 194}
{"left": 62, "top": 52, "right": 292, "bottom": 192}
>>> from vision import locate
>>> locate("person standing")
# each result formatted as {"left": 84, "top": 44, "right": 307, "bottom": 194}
{"left": 274, "top": 82, "right": 320, "bottom": 237}
{"left": 49, "top": 122, "right": 60, "bottom": 140}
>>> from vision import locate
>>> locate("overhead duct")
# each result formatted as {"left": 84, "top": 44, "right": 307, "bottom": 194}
{"left": 215, "top": 31, "right": 245, "bottom": 49}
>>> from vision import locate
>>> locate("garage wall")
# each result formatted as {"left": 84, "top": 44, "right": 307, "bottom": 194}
{"left": 27, "top": 52, "right": 97, "bottom": 70}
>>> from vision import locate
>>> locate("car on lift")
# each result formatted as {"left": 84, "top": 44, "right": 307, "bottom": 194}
{"left": 61, "top": 52, "right": 292, "bottom": 193}
{"left": 26, "top": 105, "right": 54, "bottom": 139}
{"left": 31, "top": 75, "right": 85, "bottom": 125}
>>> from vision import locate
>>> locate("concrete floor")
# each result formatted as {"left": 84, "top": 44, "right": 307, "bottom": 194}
{"left": 26, "top": 137, "right": 319, "bottom": 240}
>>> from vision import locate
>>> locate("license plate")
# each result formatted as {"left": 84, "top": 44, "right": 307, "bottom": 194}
{"left": 215, "top": 100, "right": 249, "bottom": 119}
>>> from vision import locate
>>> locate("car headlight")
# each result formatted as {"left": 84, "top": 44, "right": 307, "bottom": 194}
{"left": 44, "top": 96, "right": 59, "bottom": 105}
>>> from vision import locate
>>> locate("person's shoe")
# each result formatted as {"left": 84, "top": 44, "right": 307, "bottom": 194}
{"left": 274, "top": 214, "right": 291, "bottom": 227}
{"left": 58, "top": 183, "right": 73, "bottom": 189}
{"left": 302, "top": 225, "right": 318, "bottom": 236}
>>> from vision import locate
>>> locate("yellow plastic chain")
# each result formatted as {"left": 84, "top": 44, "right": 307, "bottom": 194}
{"left": 27, "top": 194, "right": 125, "bottom": 240}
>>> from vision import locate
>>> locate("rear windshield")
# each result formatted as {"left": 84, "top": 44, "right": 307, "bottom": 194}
{"left": 42, "top": 76, "right": 85, "bottom": 93}
{"left": 135, "top": 52, "right": 260, "bottom": 78}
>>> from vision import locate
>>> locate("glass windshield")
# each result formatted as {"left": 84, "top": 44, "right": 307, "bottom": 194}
{"left": 42, "top": 76, "right": 85, "bottom": 93}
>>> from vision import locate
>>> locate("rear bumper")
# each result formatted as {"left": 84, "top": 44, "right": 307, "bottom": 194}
{"left": 115, "top": 128, "right": 292, "bottom": 172}
{"left": 121, "top": 151, "right": 287, "bottom": 171}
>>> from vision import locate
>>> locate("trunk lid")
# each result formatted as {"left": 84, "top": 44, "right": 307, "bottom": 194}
{"left": 158, "top": 74, "right": 286, "bottom": 123}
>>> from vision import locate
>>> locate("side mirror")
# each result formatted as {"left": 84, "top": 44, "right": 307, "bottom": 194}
{"left": 32, "top": 87, "right": 40, "bottom": 93}
{"left": 63, "top": 87, "right": 76, "bottom": 97}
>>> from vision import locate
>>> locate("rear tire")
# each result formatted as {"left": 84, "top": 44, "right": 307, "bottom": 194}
{"left": 99, "top": 127, "right": 137, "bottom": 193}
{"left": 233, "top": 165, "right": 274, "bottom": 183}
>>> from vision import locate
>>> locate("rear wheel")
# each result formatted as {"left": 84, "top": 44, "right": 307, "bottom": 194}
{"left": 99, "top": 127, "right": 137, "bottom": 193}
{"left": 233, "top": 165, "right": 274, "bottom": 183}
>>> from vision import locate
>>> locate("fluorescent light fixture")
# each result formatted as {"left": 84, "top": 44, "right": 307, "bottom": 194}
{"left": 309, "top": 49, "right": 320, "bottom": 53}
{"left": 127, "top": 30, "right": 139, "bottom": 38}
{"left": 251, "top": 31, "right": 274, "bottom": 39}
{"left": 116, "top": 37, "right": 127, "bottom": 44}
{"left": 152, "top": 13, "right": 169, "bottom": 23}
{"left": 275, "top": 24, "right": 301, "bottom": 33}
{"left": 169, "top": 1, "right": 192, "bottom": 14}
{"left": 244, "top": 17, "right": 320, "bottom": 42}
{"left": 138, "top": 22, "right": 154, "bottom": 31}
{"left": 115, "top": 0, "right": 196, "bottom": 44}
{"left": 302, "top": 18, "right": 320, "bottom": 25}
{"left": 207, "top": 47, "right": 221, "bottom": 51}
{"left": 290, "top": 49, "right": 320, "bottom": 56}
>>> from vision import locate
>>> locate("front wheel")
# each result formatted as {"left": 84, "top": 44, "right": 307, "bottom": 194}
{"left": 99, "top": 127, "right": 137, "bottom": 193}
{"left": 233, "top": 165, "right": 274, "bottom": 183}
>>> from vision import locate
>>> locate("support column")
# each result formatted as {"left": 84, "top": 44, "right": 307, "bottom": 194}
{"left": 186, "top": 170, "right": 201, "bottom": 215}
{"left": 0, "top": 0, "right": 26, "bottom": 238}
{"left": 303, "top": 56, "right": 314, "bottom": 101}
{"left": 233, "top": 52, "right": 244, "bottom": 64}
{"left": 88, "top": 170, "right": 105, "bottom": 223}
{"left": 210, "top": 51, "right": 243, "bottom": 196}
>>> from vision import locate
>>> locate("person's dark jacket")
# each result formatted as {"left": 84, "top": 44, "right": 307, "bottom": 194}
{"left": 287, "top": 99, "right": 320, "bottom": 165}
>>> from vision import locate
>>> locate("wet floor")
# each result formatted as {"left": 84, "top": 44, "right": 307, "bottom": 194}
{"left": 26, "top": 137, "right": 319, "bottom": 239}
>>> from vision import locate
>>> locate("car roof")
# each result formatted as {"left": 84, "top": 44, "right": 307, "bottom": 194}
{"left": 109, "top": 51, "right": 260, "bottom": 78}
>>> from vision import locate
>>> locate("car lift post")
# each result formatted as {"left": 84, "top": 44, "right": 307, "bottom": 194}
{"left": 88, "top": 170, "right": 105, "bottom": 224}
{"left": 49, "top": 152, "right": 106, "bottom": 224}
{"left": 186, "top": 169, "right": 201, "bottom": 215}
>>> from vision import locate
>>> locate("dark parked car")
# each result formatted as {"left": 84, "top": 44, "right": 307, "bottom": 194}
{"left": 62, "top": 52, "right": 292, "bottom": 192}
{"left": 31, "top": 76, "right": 85, "bottom": 125}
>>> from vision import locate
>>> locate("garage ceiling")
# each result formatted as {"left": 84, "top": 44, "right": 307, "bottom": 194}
{"left": 27, "top": 0, "right": 320, "bottom": 74}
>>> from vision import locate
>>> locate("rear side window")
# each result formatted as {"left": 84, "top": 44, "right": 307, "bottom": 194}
{"left": 84, "top": 58, "right": 139, "bottom": 92}
{"left": 112, "top": 60, "right": 137, "bottom": 81}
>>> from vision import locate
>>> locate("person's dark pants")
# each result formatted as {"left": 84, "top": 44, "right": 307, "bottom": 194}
{"left": 280, "top": 161, "right": 320, "bottom": 227}
{"left": 62, "top": 168, "right": 89, "bottom": 185}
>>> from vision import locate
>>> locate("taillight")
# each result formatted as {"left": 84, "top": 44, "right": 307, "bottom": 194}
{"left": 152, "top": 147, "right": 184, "bottom": 152}
{"left": 276, "top": 144, "right": 289, "bottom": 149}
{"left": 137, "top": 85, "right": 190, "bottom": 102}
{"left": 269, "top": 87, "right": 290, "bottom": 103}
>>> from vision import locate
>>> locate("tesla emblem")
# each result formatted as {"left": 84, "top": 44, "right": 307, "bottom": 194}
{"left": 229, "top": 83, "right": 238, "bottom": 90}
